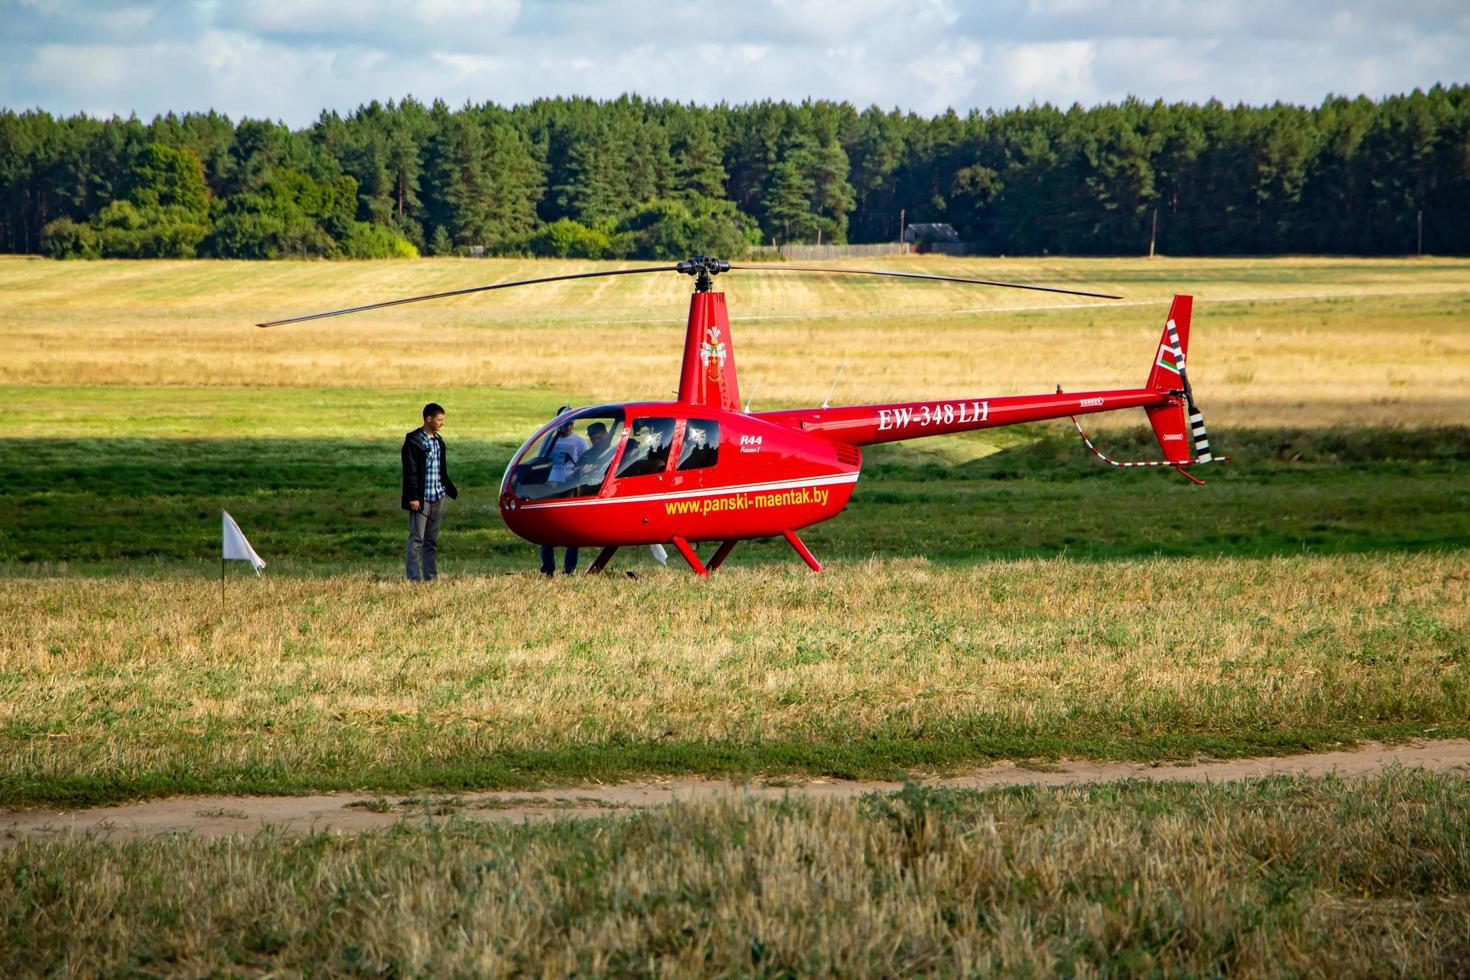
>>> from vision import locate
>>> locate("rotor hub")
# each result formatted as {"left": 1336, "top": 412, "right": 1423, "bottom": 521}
{"left": 676, "top": 256, "right": 730, "bottom": 293}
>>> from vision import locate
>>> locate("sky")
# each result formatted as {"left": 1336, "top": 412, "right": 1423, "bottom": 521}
{"left": 2, "top": 0, "right": 1467, "bottom": 126}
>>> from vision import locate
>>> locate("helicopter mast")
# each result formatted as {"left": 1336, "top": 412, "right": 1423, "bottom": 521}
{"left": 675, "top": 257, "right": 742, "bottom": 412}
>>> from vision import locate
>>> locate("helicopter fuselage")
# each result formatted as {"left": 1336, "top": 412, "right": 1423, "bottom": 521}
{"left": 499, "top": 404, "right": 861, "bottom": 548}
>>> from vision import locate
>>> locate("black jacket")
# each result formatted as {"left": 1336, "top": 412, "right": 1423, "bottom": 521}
{"left": 401, "top": 429, "right": 459, "bottom": 510}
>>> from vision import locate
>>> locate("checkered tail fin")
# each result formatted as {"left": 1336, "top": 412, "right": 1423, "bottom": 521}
{"left": 1144, "top": 294, "right": 1215, "bottom": 465}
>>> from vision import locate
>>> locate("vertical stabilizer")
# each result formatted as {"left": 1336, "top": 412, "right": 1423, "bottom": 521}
{"left": 1146, "top": 294, "right": 1192, "bottom": 392}
{"left": 1144, "top": 295, "right": 1195, "bottom": 465}
{"left": 677, "top": 291, "right": 742, "bottom": 412}
{"left": 1071, "top": 293, "right": 1226, "bottom": 479}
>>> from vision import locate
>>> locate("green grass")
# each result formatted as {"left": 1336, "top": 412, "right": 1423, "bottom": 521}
{"left": 5, "top": 723, "right": 1461, "bottom": 812}
{"left": 0, "top": 384, "right": 577, "bottom": 440}
{"left": 2, "top": 384, "right": 1466, "bottom": 571}
{"left": 5, "top": 772, "right": 1469, "bottom": 976}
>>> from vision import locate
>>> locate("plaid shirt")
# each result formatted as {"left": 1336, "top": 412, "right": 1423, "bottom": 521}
{"left": 417, "top": 430, "right": 446, "bottom": 502}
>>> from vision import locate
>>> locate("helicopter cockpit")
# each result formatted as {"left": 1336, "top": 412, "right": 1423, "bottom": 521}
{"left": 505, "top": 407, "right": 625, "bottom": 501}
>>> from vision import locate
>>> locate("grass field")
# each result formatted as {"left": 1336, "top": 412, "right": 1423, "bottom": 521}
{"left": 1, "top": 257, "right": 1467, "bottom": 786}
{"left": 6, "top": 772, "right": 1469, "bottom": 975}
{"left": 2, "top": 256, "right": 1468, "bottom": 969}
{"left": 2, "top": 552, "right": 1466, "bottom": 806}
{"left": 3, "top": 254, "right": 1468, "bottom": 425}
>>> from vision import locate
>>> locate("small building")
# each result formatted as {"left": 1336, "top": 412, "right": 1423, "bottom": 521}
{"left": 902, "top": 223, "right": 961, "bottom": 245}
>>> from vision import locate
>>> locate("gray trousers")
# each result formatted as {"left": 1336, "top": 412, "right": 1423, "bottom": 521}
{"left": 406, "top": 497, "right": 445, "bottom": 580}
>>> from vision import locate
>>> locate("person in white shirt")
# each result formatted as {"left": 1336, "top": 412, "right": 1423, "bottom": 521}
{"left": 541, "top": 408, "right": 588, "bottom": 575}
{"left": 547, "top": 417, "right": 588, "bottom": 484}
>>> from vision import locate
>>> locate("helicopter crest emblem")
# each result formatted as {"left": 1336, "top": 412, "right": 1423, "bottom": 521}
{"left": 700, "top": 325, "right": 727, "bottom": 382}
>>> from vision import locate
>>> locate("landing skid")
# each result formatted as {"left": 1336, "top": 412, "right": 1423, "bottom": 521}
{"left": 668, "top": 533, "right": 821, "bottom": 576}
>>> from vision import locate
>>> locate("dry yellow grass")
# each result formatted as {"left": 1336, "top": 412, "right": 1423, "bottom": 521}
{"left": 3, "top": 553, "right": 1465, "bottom": 798}
{"left": 2, "top": 255, "right": 1467, "bottom": 427}
{"left": 5, "top": 772, "right": 1469, "bottom": 975}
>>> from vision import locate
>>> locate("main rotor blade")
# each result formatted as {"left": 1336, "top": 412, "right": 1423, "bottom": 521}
{"left": 255, "top": 265, "right": 684, "bottom": 327}
{"left": 729, "top": 264, "right": 1123, "bottom": 300}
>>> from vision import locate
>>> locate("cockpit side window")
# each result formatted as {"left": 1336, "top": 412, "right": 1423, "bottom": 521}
{"left": 616, "top": 417, "right": 677, "bottom": 478}
{"left": 677, "top": 419, "right": 719, "bottom": 471}
{"left": 510, "top": 408, "right": 624, "bottom": 500}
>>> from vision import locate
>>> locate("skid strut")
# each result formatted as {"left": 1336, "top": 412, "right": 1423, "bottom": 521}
{"left": 782, "top": 530, "right": 822, "bottom": 572}
{"left": 706, "top": 539, "right": 739, "bottom": 572}
{"left": 670, "top": 536, "right": 708, "bottom": 576}
{"left": 668, "top": 535, "right": 818, "bottom": 575}
{"left": 585, "top": 546, "right": 618, "bottom": 574}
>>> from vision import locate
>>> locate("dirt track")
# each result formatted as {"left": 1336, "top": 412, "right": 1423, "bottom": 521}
{"left": 6, "top": 740, "right": 1469, "bottom": 845}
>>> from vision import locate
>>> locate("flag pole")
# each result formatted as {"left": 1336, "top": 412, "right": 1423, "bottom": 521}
{"left": 220, "top": 556, "right": 225, "bottom": 606}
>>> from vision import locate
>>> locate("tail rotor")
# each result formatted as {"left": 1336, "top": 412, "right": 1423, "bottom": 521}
{"left": 1074, "top": 294, "right": 1228, "bottom": 482}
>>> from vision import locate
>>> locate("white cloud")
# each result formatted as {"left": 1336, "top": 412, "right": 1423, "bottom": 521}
{"left": 906, "top": 38, "right": 985, "bottom": 114}
{"left": 223, "top": 0, "right": 518, "bottom": 34}
{"left": 1026, "top": 0, "right": 1106, "bottom": 15}
{"left": 0, "top": 0, "right": 1464, "bottom": 123}
{"left": 995, "top": 41, "right": 1097, "bottom": 107}
{"left": 432, "top": 52, "right": 505, "bottom": 75}
{"left": 28, "top": 43, "right": 136, "bottom": 98}
{"left": 94, "top": 4, "right": 158, "bottom": 34}
{"left": 217, "top": 0, "right": 519, "bottom": 51}
{"left": 1089, "top": 36, "right": 1215, "bottom": 101}
{"left": 768, "top": 0, "right": 906, "bottom": 43}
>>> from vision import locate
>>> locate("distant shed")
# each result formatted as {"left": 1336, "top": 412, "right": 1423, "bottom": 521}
{"left": 902, "top": 223, "right": 961, "bottom": 245}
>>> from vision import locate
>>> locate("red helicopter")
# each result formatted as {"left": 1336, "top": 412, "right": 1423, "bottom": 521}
{"left": 261, "top": 257, "right": 1224, "bottom": 575}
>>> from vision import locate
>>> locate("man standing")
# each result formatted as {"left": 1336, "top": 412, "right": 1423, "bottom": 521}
{"left": 402, "top": 402, "right": 458, "bottom": 581}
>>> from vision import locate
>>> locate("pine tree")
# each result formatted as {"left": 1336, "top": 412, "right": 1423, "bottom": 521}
{"left": 423, "top": 107, "right": 491, "bottom": 246}
{"left": 811, "top": 141, "right": 856, "bottom": 242}
{"left": 481, "top": 115, "right": 544, "bottom": 243}
{"left": 763, "top": 144, "right": 819, "bottom": 244}
{"left": 669, "top": 112, "right": 727, "bottom": 200}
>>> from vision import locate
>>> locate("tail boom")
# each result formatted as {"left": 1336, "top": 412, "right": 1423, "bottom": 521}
{"left": 760, "top": 293, "right": 1222, "bottom": 472}
{"left": 756, "top": 387, "right": 1173, "bottom": 447}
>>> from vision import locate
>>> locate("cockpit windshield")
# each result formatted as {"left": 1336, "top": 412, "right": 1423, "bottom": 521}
{"left": 505, "top": 408, "right": 625, "bottom": 501}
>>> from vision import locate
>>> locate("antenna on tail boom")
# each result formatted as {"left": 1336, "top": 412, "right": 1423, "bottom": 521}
{"left": 821, "top": 360, "right": 848, "bottom": 409}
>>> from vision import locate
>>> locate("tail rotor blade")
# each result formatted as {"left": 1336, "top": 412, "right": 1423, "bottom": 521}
{"left": 729, "top": 264, "right": 1123, "bottom": 300}
{"left": 256, "top": 264, "right": 683, "bottom": 327}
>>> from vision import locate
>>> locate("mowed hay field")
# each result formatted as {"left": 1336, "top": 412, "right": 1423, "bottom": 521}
{"left": 2, "top": 256, "right": 1469, "bottom": 973}
{"left": 3, "top": 253, "right": 1469, "bottom": 425}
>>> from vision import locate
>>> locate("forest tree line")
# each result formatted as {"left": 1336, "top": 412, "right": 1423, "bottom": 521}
{"left": 1, "top": 86, "right": 1467, "bottom": 260}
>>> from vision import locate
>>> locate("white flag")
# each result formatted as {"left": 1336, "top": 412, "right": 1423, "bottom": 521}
{"left": 222, "top": 510, "right": 266, "bottom": 574}
{"left": 649, "top": 543, "right": 668, "bottom": 564}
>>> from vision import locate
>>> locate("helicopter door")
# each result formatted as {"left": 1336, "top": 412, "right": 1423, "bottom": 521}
{"left": 676, "top": 419, "right": 719, "bottom": 471}
{"left": 613, "top": 417, "right": 678, "bottom": 486}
